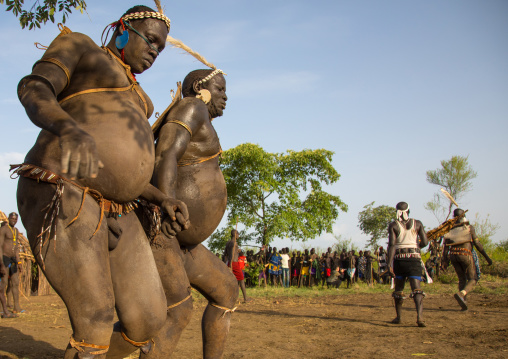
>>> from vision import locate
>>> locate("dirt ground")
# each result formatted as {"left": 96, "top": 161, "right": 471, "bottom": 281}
{"left": 1, "top": 290, "right": 507, "bottom": 359}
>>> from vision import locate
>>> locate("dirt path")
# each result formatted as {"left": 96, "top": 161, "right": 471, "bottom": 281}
{"left": 1, "top": 291, "right": 507, "bottom": 358}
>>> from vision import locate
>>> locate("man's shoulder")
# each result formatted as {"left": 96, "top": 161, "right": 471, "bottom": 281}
{"left": 166, "top": 98, "right": 208, "bottom": 124}
{"left": 46, "top": 31, "right": 97, "bottom": 53}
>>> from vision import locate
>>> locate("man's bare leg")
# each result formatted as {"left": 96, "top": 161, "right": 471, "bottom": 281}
{"left": 18, "top": 179, "right": 166, "bottom": 359}
{"left": 409, "top": 278, "right": 426, "bottom": 327}
{"left": 7, "top": 271, "right": 22, "bottom": 313}
{"left": 184, "top": 245, "right": 238, "bottom": 359}
{"left": 391, "top": 278, "right": 405, "bottom": 324}
{"left": 19, "top": 179, "right": 115, "bottom": 358}
{"left": 140, "top": 234, "right": 193, "bottom": 359}
{"left": 0, "top": 275, "right": 16, "bottom": 318}
{"left": 106, "top": 212, "right": 167, "bottom": 359}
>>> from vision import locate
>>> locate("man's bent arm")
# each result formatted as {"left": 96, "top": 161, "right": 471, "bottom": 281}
{"left": 417, "top": 220, "right": 429, "bottom": 248}
{"left": 18, "top": 35, "right": 101, "bottom": 179}
{"left": 470, "top": 226, "right": 493, "bottom": 265}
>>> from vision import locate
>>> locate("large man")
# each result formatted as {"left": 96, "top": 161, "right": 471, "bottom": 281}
{"left": 387, "top": 202, "right": 428, "bottom": 327}
{"left": 147, "top": 68, "right": 238, "bottom": 358}
{"left": 14, "top": 5, "right": 189, "bottom": 358}
{"left": 442, "top": 208, "right": 492, "bottom": 310}
{"left": 0, "top": 213, "right": 22, "bottom": 318}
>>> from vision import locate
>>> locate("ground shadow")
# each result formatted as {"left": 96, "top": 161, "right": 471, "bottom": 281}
{"left": 242, "top": 308, "right": 392, "bottom": 328}
{"left": 0, "top": 326, "right": 64, "bottom": 359}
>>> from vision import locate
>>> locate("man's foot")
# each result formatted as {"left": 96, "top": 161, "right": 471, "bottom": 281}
{"left": 391, "top": 317, "right": 401, "bottom": 324}
{"left": 417, "top": 320, "right": 426, "bottom": 327}
{"left": 12, "top": 309, "right": 25, "bottom": 314}
{"left": 1, "top": 312, "right": 18, "bottom": 318}
{"left": 243, "top": 298, "right": 253, "bottom": 303}
{"left": 454, "top": 293, "right": 468, "bottom": 311}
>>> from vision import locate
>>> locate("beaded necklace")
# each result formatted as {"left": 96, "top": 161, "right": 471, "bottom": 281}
{"left": 7, "top": 224, "right": 17, "bottom": 245}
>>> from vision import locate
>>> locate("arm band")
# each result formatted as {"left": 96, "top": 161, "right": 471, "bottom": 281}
{"left": 18, "top": 74, "right": 57, "bottom": 100}
{"left": 33, "top": 58, "right": 71, "bottom": 90}
{"left": 166, "top": 120, "right": 192, "bottom": 137}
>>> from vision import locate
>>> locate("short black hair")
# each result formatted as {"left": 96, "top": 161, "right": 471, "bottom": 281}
{"left": 182, "top": 69, "right": 215, "bottom": 97}
{"left": 396, "top": 202, "right": 409, "bottom": 211}
{"left": 8, "top": 212, "right": 18, "bottom": 218}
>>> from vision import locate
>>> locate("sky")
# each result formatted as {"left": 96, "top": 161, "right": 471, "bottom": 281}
{"left": 0, "top": 0, "right": 507, "bottom": 251}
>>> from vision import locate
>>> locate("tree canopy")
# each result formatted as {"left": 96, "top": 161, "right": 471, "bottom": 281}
{"left": 357, "top": 202, "right": 396, "bottom": 250}
{"left": 425, "top": 155, "right": 477, "bottom": 222}
{"left": 1, "top": 0, "right": 86, "bottom": 30}
{"left": 207, "top": 143, "right": 347, "bottom": 252}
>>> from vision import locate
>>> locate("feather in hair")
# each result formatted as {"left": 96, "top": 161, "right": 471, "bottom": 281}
{"left": 153, "top": 0, "right": 163, "bottom": 13}
{"left": 440, "top": 188, "right": 459, "bottom": 207}
{"left": 166, "top": 35, "right": 217, "bottom": 69}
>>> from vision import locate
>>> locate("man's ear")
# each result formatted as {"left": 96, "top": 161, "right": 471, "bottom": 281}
{"left": 192, "top": 80, "right": 201, "bottom": 94}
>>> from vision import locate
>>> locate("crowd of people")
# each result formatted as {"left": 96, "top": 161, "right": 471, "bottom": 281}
{"left": 223, "top": 245, "right": 393, "bottom": 290}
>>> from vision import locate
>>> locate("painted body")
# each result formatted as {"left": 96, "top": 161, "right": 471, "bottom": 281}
{"left": 145, "top": 70, "right": 238, "bottom": 359}
{"left": 16, "top": 7, "right": 188, "bottom": 358}
{"left": 0, "top": 214, "right": 22, "bottom": 318}
{"left": 442, "top": 209, "right": 492, "bottom": 310}
{"left": 387, "top": 202, "right": 428, "bottom": 327}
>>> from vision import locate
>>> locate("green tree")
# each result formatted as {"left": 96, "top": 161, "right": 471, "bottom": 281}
{"left": 332, "top": 234, "right": 358, "bottom": 253}
{"left": 471, "top": 213, "right": 500, "bottom": 252}
{"left": 208, "top": 143, "right": 347, "bottom": 250}
{"left": 1, "top": 0, "right": 86, "bottom": 30}
{"left": 425, "top": 155, "right": 477, "bottom": 222}
{"left": 357, "top": 202, "right": 396, "bottom": 250}
{"left": 497, "top": 239, "right": 508, "bottom": 252}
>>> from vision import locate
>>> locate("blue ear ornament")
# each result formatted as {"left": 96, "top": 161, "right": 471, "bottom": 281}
{"left": 115, "top": 30, "right": 129, "bottom": 49}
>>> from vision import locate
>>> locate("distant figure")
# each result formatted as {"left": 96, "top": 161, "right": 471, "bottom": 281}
{"left": 0, "top": 213, "right": 22, "bottom": 318}
{"left": 442, "top": 209, "right": 492, "bottom": 310}
{"left": 268, "top": 247, "right": 282, "bottom": 287}
{"left": 357, "top": 250, "right": 366, "bottom": 280}
{"left": 280, "top": 248, "right": 291, "bottom": 288}
{"left": 224, "top": 230, "right": 249, "bottom": 302}
{"left": 387, "top": 202, "right": 429, "bottom": 327}
{"left": 378, "top": 246, "right": 389, "bottom": 284}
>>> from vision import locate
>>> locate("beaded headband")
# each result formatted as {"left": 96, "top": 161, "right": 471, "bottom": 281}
{"left": 198, "top": 69, "right": 227, "bottom": 84}
{"left": 121, "top": 11, "right": 170, "bottom": 31}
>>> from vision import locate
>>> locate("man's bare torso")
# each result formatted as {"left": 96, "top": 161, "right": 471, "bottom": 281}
{"left": 158, "top": 98, "right": 227, "bottom": 246}
{"left": 25, "top": 33, "right": 155, "bottom": 202}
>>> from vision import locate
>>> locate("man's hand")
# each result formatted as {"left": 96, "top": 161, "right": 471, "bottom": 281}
{"left": 0, "top": 265, "right": 6, "bottom": 277}
{"left": 487, "top": 258, "right": 493, "bottom": 266}
{"left": 60, "top": 126, "right": 103, "bottom": 180}
{"left": 160, "top": 197, "right": 190, "bottom": 238}
{"left": 388, "top": 266, "right": 395, "bottom": 278}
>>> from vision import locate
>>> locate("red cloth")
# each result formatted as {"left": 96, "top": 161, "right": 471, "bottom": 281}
{"left": 232, "top": 262, "right": 244, "bottom": 281}
{"left": 238, "top": 256, "right": 247, "bottom": 270}
{"left": 326, "top": 268, "right": 331, "bottom": 277}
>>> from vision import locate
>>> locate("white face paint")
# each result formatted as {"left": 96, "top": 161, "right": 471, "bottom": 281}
{"left": 397, "top": 208, "right": 410, "bottom": 222}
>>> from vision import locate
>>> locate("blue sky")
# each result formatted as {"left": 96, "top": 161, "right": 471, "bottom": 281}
{"left": 1, "top": 0, "right": 507, "bottom": 250}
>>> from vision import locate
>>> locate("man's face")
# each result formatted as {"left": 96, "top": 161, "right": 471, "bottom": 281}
{"left": 123, "top": 19, "right": 168, "bottom": 74}
{"left": 8, "top": 215, "right": 17, "bottom": 227}
{"left": 204, "top": 74, "right": 227, "bottom": 118}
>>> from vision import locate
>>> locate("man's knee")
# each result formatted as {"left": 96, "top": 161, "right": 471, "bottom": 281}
{"left": 121, "top": 303, "right": 167, "bottom": 340}
{"left": 167, "top": 290, "right": 194, "bottom": 329}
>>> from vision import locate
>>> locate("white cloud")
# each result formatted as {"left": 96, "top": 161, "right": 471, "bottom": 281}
{"left": 0, "top": 152, "right": 25, "bottom": 179}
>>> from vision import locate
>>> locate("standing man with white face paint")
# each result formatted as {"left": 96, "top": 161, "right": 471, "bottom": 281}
{"left": 387, "top": 202, "right": 429, "bottom": 327}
